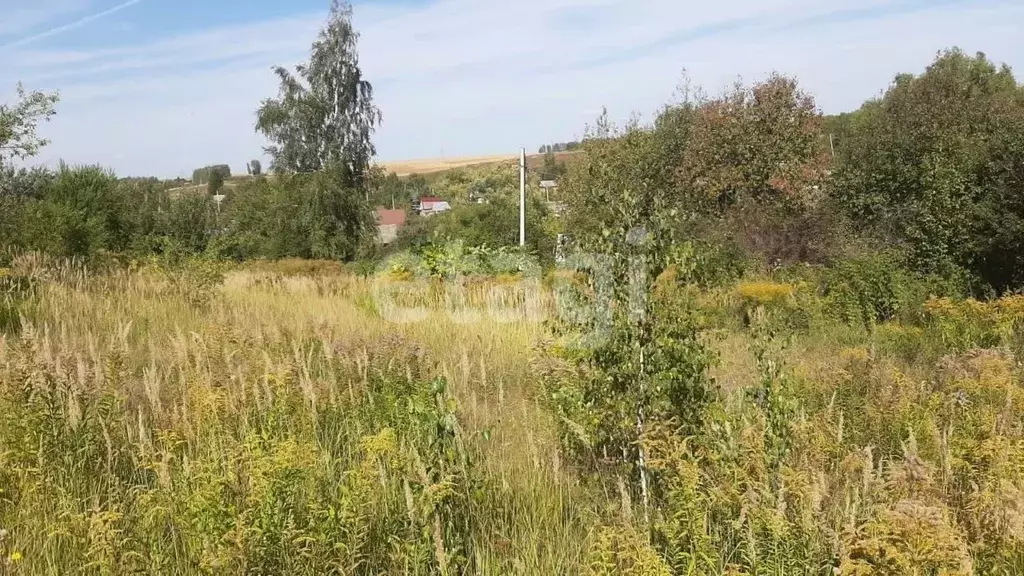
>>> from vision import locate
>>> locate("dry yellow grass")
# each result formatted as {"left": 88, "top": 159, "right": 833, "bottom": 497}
{"left": 0, "top": 262, "right": 588, "bottom": 573}
{"left": 379, "top": 151, "right": 581, "bottom": 176}
{"left": 6, "top": 258, "right": 1023, "bottom": 573}
{"left": 380, "top": 154, "right": 518, "bottom": 176}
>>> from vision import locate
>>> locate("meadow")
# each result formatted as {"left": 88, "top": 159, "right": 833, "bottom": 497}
{"left": 1, "top": 253, "right": 1023, "bottom": 575}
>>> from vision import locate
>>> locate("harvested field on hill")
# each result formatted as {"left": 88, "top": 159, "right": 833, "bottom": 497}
{"left": 380, "top": 151, "right": 579, "bottom": 176}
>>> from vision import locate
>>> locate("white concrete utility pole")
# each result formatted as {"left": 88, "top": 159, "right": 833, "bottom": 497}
{"left": 519, "top": 147, "right": 526, "bottom": 247}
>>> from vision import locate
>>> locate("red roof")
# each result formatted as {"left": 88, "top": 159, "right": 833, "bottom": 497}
{"left": 376, "top": 208, "right": 407, "bottom": 226}
{"left": 419, "top": 196, "right": 442, "bottom": 204}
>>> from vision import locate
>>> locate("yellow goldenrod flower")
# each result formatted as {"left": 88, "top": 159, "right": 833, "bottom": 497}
{"left": 735, "top": 281, "right": 796, "bottom": 305}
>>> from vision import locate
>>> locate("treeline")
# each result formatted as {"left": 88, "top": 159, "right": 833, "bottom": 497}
{"left": 0, "top": 167, "right": 376, "bottom": 262}
{"left": 562, "top": 48, "right": 1024, "bottom": 296}
{"left": 538, "top": 141, "right": 581, "bottom": 153}
{"left": 191, "top": 164, "right": 230, "bottom": 185}
{"left": 3, "top": 46, "right": 1023, "bottom": 296}
{"left": 1, "top": 0, "right": 379, "bottom": 264}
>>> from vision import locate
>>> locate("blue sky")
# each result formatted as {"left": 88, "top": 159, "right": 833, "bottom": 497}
{"left": 2, "top": 0, "right": 1022, "bottom": 178}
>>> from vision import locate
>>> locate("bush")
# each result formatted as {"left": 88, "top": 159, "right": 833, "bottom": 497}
{"left": 218, "top": 169, "right": 371, "bottom": 261}
{"left": 18, "top": 164, "right": 128, "bottom": 258}
{"left": 379, "top": 240, "right": 541, "bottom": 280}
{"left": 717, "top": 197, "right": 849, "bottom": 268}
{"left": 823, "top": 253, "right": 905, "bottom": 326}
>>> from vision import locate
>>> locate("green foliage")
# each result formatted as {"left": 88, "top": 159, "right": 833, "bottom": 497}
{"left": 381, "top": 240, "right": 540, "bottom": 280}
{"left": 823, "top": 251, "right": 964, "bottom": 328}
{"left": 250, "top": 0, "right": 377, "bottom": 257}
{"left": 376, "top": 161, "right": 558, "bottom": 264}
{"left": 0, "top": 83, "right": 59, "bottom": 163}
{"left": 191, "top": 164, "right": 230, "bottom": 185}
{"left": 538, "top": 141, "right": 580, "bottom": 153}
{"left": 366, "top": 168, "right": 426, "bottom": 210}
{"left": 255, "top": 0, "right": 379, "bottom": 178}
{"left": 0, "top": 166, "right": 222, "bottom": 261}
{"left": 206, "top": 167, "right": 225, "bottom": 195}
{"left": 833, "top": 48, "right": 1024, "bottom": 291}
{"left": 144, "top": 253, "right": 227, "bottom": 306}
{"left": 18, "top": 164, "right": 130, "bottom": 258}
{"left": 217, "top": 167, "right": 371, "bottom": 261}
{"left": 677, "top": 74, "right": 829, "bottom": 210}
{"left": 549, "top": 114, "right": 718, "bottom": 539}
{"left": 430, "top": 161, "right": 519, "bottom": 206}
{"left": 562, "top": 111, "right": 682, "bottom": 244}
{"left": 538, "top": 150, "right": 567, "bottom": 181}
{"left": 247, "top": 159, "right": 262, "bottom": 176}
{"left": 431, "top": 195, "right": 554, "bottom": 262}
{"left": 823, "top": 252, "right": 914, "bottom": 327}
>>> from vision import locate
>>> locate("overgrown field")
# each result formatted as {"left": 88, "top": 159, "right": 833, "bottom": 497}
{"left": 1, "top": 256, "right": 1024, "bottom": 574}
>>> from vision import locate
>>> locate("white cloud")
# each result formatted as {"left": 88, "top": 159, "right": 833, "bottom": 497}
{"left": 2, "top": 0, "right": 1022, "bottom": 177}
{"left": 1, "top": 0, "right": 145, "bottom": 50}
{"left": 0, "top": 0, "right": 91, "bottom": 37}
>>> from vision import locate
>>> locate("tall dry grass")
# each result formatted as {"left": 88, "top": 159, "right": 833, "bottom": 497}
{"left": 0, "top": 261, "right": 588, "bottom": 574}
{"left": 2, "top": 258, "right": 1024, "bottom": 574}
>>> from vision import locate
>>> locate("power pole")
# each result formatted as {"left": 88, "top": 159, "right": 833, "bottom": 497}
{"left": 519, "top": 147, "right": 526, "bottom": 247}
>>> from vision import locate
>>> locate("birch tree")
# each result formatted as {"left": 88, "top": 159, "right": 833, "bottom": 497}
{"left": 253, "top": 0, "right": 379, "bottom": 259}
{"left": 0, "top": 83, "right": 59, "bottom": 165}
{"left": 255, "top": 0, "right": 380, "bottom": 183}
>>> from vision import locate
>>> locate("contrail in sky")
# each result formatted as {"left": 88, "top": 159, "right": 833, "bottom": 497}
{"left": 1, "top": 0, "right": 145, "bottom": 50}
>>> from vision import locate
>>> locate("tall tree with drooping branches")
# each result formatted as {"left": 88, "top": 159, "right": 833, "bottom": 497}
{"left": 254, "top": 0, "right": 380, "bottom": 259}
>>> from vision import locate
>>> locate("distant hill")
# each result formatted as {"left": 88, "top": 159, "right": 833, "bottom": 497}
{"left": 379, "top": 151, "right": 580, "bottom": 177}
{"left": 166, "top": 151, "right": 580, "bottom": 195}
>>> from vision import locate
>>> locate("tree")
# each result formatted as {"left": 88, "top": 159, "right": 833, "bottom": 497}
{"left": 538, "top": 150, "right": 566, "bottom": 181}
{"left": 556, "top": 113, "right": 714, "bottom": 521}
{"left": 833, "top": 49, "right": 1024, "bottom": 290}
{"left": 0, "top": 83, "right": 59, "bottom": 164}
{"left": 192, "top": 164, "right": 230, "bottom": 185}
{"left": 677, "top": 74, "right": 829, "bottom": 210}
{"left": 20, "top": 164, "right": 130, "bottom": 257}
{"left": 207, "top": 168, "right": 225, "bottom": 195}
{"left": 218, "top": 171, "right": 369, "bottom": 261}
{"left": 255, "top": 0, "right": 380, "bottom": 179}
{"left": 248, "top": 159, "right": 262, "bottom": 176}
{"left": 253, "top": 0, "right": 378, "bottom": 260}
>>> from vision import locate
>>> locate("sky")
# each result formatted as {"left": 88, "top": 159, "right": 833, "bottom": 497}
{"left": 2, "top": 0, "right": 1023, "bottom": 178}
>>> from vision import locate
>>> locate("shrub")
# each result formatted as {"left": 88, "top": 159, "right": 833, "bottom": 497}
{"left": 18, "top": 164, "right": 128, "bottom": 258}
{"left": 821, "top": 251, "right": 960, "bottom": 327}
{"left": 378, "top": 240, "right": 541, "bottom": 280}
{"left": 922, "top": 295, "right": 1024, "bottom": 351}
{"left": 219, "top": 169, "right": 371, "bottom": 261}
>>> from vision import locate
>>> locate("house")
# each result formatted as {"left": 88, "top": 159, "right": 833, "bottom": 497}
{"left": 376, "top": 208, "right": 407, "bottom": 245}
{"left": 417, "top": 196, "right": 451, "bottom": 216}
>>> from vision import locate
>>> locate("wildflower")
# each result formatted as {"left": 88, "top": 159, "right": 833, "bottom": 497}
{"left": 735, "top": 281, "right": 796, "bottom": 305}
{"left": 9, "top": 551, "right": 21, "bottom": 562}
